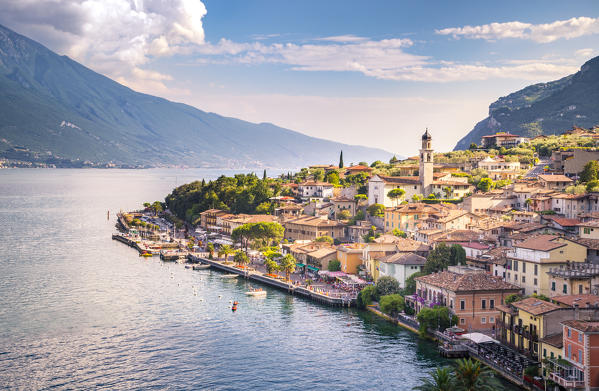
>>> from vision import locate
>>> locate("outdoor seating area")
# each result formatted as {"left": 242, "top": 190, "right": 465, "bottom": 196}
{"left": 475, "top": 342, "right": 537, "bottom": 378}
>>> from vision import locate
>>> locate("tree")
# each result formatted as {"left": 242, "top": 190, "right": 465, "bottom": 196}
{"left": 449, "top": 244, "right": 466, "bottom": 266}
{"left": 415, "top": 367, "right": 456, "bottom": 391}
{"left": 505, "top": 293, "right": 523, "bottom": 305}
{"left": 206, "top": 243, "right": 215, "bottom": 259}
{"left": 392, "top": 228, "right": 407, "bottom": 238}
{"left": 143, "top": 202, "right": 151, "bottom": 208}
{"left": 453, "top": 358, "right": 503, "bottom": 391}
{"left": 442, "top": 186, "right": 453, "bottom": 199}
{"left": 379, "top": 294, "right": 404, "bottom": 317}
{"left": 325, "top": 170, "right": 340, "bottom": 185}
{"left": 337, "top": 209, "right": 352, "bottom": 220}
{"left": 279, "top": 253, "right": 296, "bottom": 281}
{"left": 389, "top": 155, "right": 399, "bottom": 164}
{"left": 402, "top": 271, "right": 426, "bottom": 296}
{"left": 417, "top": 306, "right": 455, "bottom": 335}
{"left": 314, "top": 235, "right": 334, "bottom": 244}
{"left": 587, "top": 180, "right": 599, "bottom": 192}
{"left": 388, "top": 188, "right": 406, "bottom": 206}
{"left": 233, "top": 250, "right": 249, "bottom": 266}
{"left": 151, "top": 201, "right": 163, "bottom": 215}
{"left": 339, "top": 150, "right": 344, "bottom": 168}
{"left": 580, "top": 160, "right": 599, "bottom": 183}
{"left": 327, "top": 259, "right": 341, "bottom": 271}
{"left": 357, "top": 285, "right": 377, "bottom": 308}
{"left": 424, "top": 243, "right": 451, "bottom": 274}
{"left": 265, "top": 258, "right": 279, "bottom": 275}
{"left": 220, "top": 244, "right": 234, "bottom": 262}
{"left": 354, "top": 194, "right": 368, "bottom": 203}
{"left": 469, "top": 142, "right": 478, "bottom": 150}
{"left": 412, "top": 194, "right": 424, "bottom": 202}
{"left": 477, "top": 177, "right": 494, "bottom": 192}
{"left": 376, "top": 276, "right": 400, "bottom": 297}
{"left": 367, "top": 203, "right": 385, "bottom": 218}
{"left": 263, "top": 169, "right": 267, "bottom": 180}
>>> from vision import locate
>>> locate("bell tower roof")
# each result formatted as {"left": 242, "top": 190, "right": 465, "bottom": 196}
{"left": 422, "top": 128, "right": 432, "bottom": 140}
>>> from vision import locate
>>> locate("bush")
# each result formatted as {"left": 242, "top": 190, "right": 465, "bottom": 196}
{"left": 376, "top": 276, "right": 401, "bottom": 297}
{"left": 380, "top": 294, "right": 405, "bottom": 317}
{"left": 417, "top": 306, "right": 455, "bottom": 335}
{"left": 367, "top": 203, "right": 385, "bottom": 218}
{"left": 357, "top": 285, "right": 377, "bottom": 308}
{"left": 327, "top": 259, "right": 341, "bottom": 271}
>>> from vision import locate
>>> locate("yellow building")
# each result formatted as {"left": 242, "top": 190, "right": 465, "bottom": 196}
{"left": 336, "top": 244, "right": 364, "bottom": 274}
{"left": 506, "top": 235, "right": 588, "bottom": 296}
{"left": 384, "top": 203, "right": 448, "bottom": 233}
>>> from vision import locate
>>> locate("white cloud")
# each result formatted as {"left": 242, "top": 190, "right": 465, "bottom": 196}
{"left": 436, "top": 16, "right": 599, "bottom": 43}
{"left": 576, "top": 48, "right": 596, "bottom": 58}
{"left": 314, "top": 35, "right": 368, "bottom": 43}
{"left": 0, "top": 0, "right": 207, "bottom": 92}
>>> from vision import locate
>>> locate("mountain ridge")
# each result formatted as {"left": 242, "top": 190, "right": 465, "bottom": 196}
{"left": 454, "top": 56, "right": 599, "bottom": 150}
{"left": 0, "top": 24, "right": 393, "bottom": 168}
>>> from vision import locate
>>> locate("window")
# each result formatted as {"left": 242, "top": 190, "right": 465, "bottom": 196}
{"left": 543, "top": 349, "right": 547, "bottom": 358}
{"left": 584, "top": 227, "right": 591, "bottom": 234}
{"left": 567, "top": 328, "right": 571, "bottom": 338}
{"left": 481, "top": 299, "right": 486, "bottom": 309}
{"left": 578, "top": 349, "right": 582, "bottom": 363}
{"left": 579, "top": 333, "right": 583, "bottom": 343}
{"left": 450, "top": 300, "right": 453, "bottom": 309}
{"left": 507, "top": 272, "right": 511, "bottom": 280}
{"left": 460, "top": 300, "right": 465, "bottom": 310}
{"left": 514, "top": 261, "right": 518, "bottom": 272}
{"left": 515, "top": 274, "right": 518, "bottom": 282}
{"left": 534, "top": 264, "right": 538, "bottom": 276}
{"left": 563, "top": 284, "right": 568, "bottom": 294}
{"left": 579, "top": 285, "right": 583, "bottom": 294}
{"left": 522, "top": 276, "right": 526, "bottom": 283}
{"left": 489, "top": 316, "right": 495, "bottom": 323}
{"left": 490, "top": 299, "right": 495, "bottom": 309}
{"left": 568, "top": 344, "right": 572, "bottom": 359}
{"left": 534, "top": 278, "right": 537, "bottom": 286}
{"left": 522, "top": 263, "right": 526, "bottom": 273}
{"left": 551, "top": 282, "right": 556, "bottom": 291}
{"left": 460, "top": 318, "right": 465, "bottom": 325}
{"left": 550, "top": 352, "right": 554, "bottom": 359}
{"left": 481, "top": 317, "right": 486, "bottom": 324}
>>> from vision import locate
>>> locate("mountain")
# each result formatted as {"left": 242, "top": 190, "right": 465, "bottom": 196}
{"left": 454, "top": 56, "right": 599, "bottom": 150}
{"left": 0, "top": 24, "right": 392, "bottom": 168}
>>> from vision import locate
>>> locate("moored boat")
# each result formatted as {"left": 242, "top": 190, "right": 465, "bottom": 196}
{"left": 221, "top": 273, "right": 239, "bottom": 279}
{"left": 245, "top": 288, "right": 266, "bottom": 297}
{"left": 193, "top": 264, "right": 210, "bottom": 270}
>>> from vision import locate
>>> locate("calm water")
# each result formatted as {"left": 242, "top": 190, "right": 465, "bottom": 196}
{"left": 0, "top": 169, "right": 511, "bottom": 390}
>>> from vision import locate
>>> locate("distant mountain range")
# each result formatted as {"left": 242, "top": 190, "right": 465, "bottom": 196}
{"left": 0, "top": 24, "right": 392, "bottom": 168}
{"left": 454, "top": 56, "right": 599, "bottom": 150}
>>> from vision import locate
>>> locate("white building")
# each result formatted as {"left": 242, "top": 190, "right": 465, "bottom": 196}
{"left": 298, "top": 181, "right": 334, "bottom": 200}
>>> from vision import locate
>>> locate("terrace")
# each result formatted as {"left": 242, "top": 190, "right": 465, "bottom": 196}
{"left": 548, "top": 358, "right": 585, "bottom": 389}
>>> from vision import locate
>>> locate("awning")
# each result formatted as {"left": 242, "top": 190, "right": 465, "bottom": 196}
{"left": 306, "top": 265, "right": 319, "bottom": 272}
{"left": 296, "top": 263, "right": 305, "bottom": 268}
{"left": 460, "top": 333, "right": 498, "bottom": 344}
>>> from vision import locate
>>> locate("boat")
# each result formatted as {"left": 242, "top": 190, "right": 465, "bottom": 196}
{"left": 245, "top": 288, "right": 267, "bottom": 297}
{"left": 193, "top": 264, "right": 210, "bottom": 270}
{"left": 221, "top": 273, "right": 239, "bottom": 279}
{"left": 231, "top": 301, "right": 239, "bottom": 311}
{"left": 139, "top": 251, "right": 153, "bottom": 257}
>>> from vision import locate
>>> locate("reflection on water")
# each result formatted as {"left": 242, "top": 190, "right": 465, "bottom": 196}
{"left": 0, "top": 169, "right": 518, "bottom": 390}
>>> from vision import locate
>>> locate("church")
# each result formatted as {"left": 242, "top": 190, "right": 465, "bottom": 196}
{"left": 367, "top": 130, "right": 474, "bottom": 207}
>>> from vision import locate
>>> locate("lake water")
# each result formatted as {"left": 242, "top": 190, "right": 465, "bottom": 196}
{"left": 0, "top": 169, "right": 515, "bottom": 390}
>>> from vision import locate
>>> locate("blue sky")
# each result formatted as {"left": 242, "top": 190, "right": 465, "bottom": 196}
{"left": 1, "top": 0, "right": 598, "bottom": 157}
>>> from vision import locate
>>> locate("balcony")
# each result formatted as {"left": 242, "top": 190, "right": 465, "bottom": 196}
{"left": 548, "top": 359, "right": 584, "bottom": 389}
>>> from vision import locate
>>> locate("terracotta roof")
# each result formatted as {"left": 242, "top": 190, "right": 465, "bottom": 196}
{"left": 377, "top": 175, "right": 420, "bottom": 185}
{"left": 512, "top": 297, "right": 561, "bottom": 315}
{"left": 345, "top": 165, "right": 372, "bottom": 171}
{"left": 496, "top": 304, "right": 517, "bottom": 314}
{"left": 562, "top": 320, "right": 599, "bottom": 333}
{"left": 482, "top": 133, "right": 519, "bottom": 138}
{"left": 578, "top": 220, "right": 599, "bottom": 228}
{"left": 299, "top": 181, "right": 334, "bottom": 187}
{"left": 432, "top": 181, "right": 473, "bottom": 187}
{"left": 577, "top": 238, "right": 599, "bottom": 250}
{"left": 514, "top": 235, "right": 566, "bottom": 251}
{"left": 541, "top": 333, "right": 563, "bottom": 348}
{"left": 379, "top": 252, "right": 427, "bottom": 265}
{"left": 552, "top": 294, "right": 599, "bottom": 308}
{"left": 543, "top": 216, "right": 581, "bottom": 227}
{"left": 285, "top": 216, "right": 345, "bottom": 228}
{"left": 416, "top": 271, "right": 520, "bottom": 292}
{"left": 538, "top": 174, "right": 573, "bottom": 182}
{"left": 458, "top": 242, "right": 490, "bottom": 250}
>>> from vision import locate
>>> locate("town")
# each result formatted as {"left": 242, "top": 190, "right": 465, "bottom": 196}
{"left": 114, "top": 127, "right": 599, "bottom": 391}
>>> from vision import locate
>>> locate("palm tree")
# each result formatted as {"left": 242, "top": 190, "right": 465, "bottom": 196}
{"left": 415, "top": 367, "right": 455, "bottom": 391}
{"left": 233, "top": 250, "right": 249, "bottom": 267}
{"left": 279, "top": 253, "right": 296, "bottom": 281}
{"left": 206, "top": 243, "right": 215, "bottom": 259}
{"left": 220, "top": 244, "right": 234, "bottom": 263}
{"left": 453, "top": 358, "right": 502, "bottom": 391}
{"left": 525, "top": 198, "right": 533, "bottom": 211}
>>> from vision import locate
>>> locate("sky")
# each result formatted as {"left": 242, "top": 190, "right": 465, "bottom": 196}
{"left": 0, "top": 0, "right": 598, "bottom": 157}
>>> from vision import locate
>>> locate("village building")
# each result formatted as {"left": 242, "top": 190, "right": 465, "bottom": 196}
{"left": 506, "top": 235, "right": 588, "bottom": 296}
{"left": 547, "top": 263, "right": 599, "bottom": 296}
{"left": 376, "top": 253, "right": 426, "bottom": 288}
{"left": 343, "top": 165, "right": 373, "bottom": 176}
{"left": 199, "top": 209, "right": 229, "bottom": 231}
{"left": 283, "top": 215, "right": 345, "bottom": 242}
{"left": 480, "top": 132, "right": 529, "bottom": 148}
{"left": 411, "top": 269, "right": 521, "bottom": 331}
{"left": 477, "top": 156, "right": 522, "bottom": 180}
{"left": 331, "top": 196, "right": 357, "bottom": 218}
{"left": 283, "top": 242, "right": 337, "bottom": 271}
{"left": 297, "top": 181, "right": 334, "bottom": 200}
{"left": 538, "top": 174, "right": 574, "bottom": 191}
{"left": 336, "top": 243, "right": 365, "bottom": 274}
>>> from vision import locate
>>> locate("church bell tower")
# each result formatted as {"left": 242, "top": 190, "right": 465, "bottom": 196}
{"left": 419, "top": 128, "right": 434, "bottom": 195}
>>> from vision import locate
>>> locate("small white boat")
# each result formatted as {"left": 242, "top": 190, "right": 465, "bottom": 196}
{"left": 193, "top": 264, "right": 210, "bottom": 270}
{"left": 221, "top": 274, "right": 239, "bottom": 279}
{"left": 245, "top": 289, "right": 266, "bottom": 297}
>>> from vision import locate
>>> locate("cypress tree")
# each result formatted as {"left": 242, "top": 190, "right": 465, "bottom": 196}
{"left": 263, "top": 169, "right": 267, "bottom": 180}
{"left": 339, "top": 150, "right": 344, "bottom": 168}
